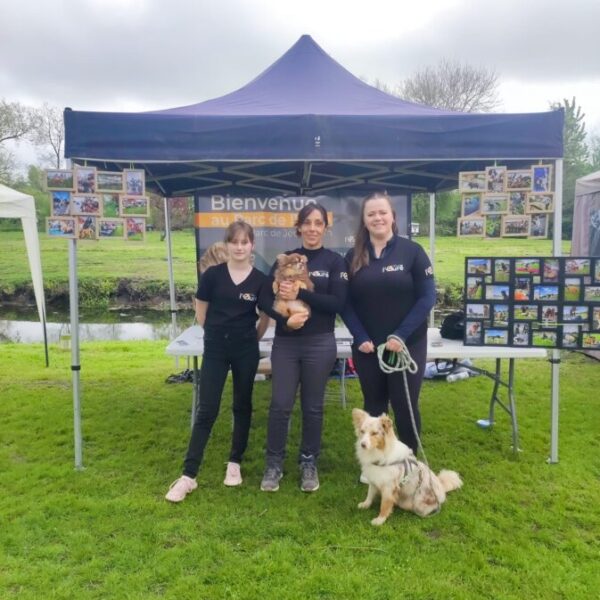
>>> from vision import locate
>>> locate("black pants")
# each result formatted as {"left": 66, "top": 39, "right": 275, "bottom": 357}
{"left": 183, "top": 329, "right": 259, "bottom": 478}
{"left": 352, "top": 335, "right": 427, "bottom": 454}
{"left": 266, "top": 333, "right": 337, "bottom": 466}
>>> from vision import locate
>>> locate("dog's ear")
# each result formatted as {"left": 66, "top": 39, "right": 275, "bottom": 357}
{"left": 276, "top": 253, "right": 288, "bottom": 264}
{"left": 381, "top": 415, "right": 394, "bottom": 435}
{"left": 352, "top": 408, "right": 366, "bottom": 432}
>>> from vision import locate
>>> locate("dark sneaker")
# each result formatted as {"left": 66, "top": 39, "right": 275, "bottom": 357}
{"left": 260, "top": 465, "right": 283, "bottom": 492}
{"left": 300, "top": 461, "right": 320, "bottom": 492}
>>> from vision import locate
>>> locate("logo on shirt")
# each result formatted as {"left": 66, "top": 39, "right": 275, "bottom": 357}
{"left": 309, "top": 270, "right": 329, "bottom": 278}
{"left": 382, "top": 264, "right": 404, "bottom": 273}
{"left": 425, "top": 266, "right": 434, "bottom": 277}
{"left": 239, "top": 293, "right": 257, "bottom": 302}
{"left": 340, "top": 271, "right": 348, "bottom": 280}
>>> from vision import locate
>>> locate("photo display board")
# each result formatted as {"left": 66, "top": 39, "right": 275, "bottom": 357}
{"left": 458, "top": 164, "right": 553, "bottom": 239}
{"left": 45, "top": 167, "right": 147, "bottom": 241}
{"left": 463, "top": 256, "right": 600, "bottom": 350}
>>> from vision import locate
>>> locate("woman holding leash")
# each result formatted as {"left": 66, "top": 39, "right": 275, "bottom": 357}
{"left": 258, "top": 203, "right": 348, "bottom": 493}
{"left": 343, "top": 191, "right": 436, "bottom": 454}
{"left": 166, "top": 221, "right": 270, "bottom": 502}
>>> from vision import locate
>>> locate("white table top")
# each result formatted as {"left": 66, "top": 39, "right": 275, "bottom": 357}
{"left": 166, "top": 326, "right": 547, "bottom": 361}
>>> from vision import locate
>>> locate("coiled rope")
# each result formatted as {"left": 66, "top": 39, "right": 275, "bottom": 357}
{"left": 376, "top": 343, "right": 428, "bottom": 465}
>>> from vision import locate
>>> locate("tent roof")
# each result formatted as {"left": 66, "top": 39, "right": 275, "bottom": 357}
{"left": 64, "top": 35, "right": 563, "bottom": 196}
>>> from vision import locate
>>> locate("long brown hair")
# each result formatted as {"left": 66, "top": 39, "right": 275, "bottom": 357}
{"left": 350, "top": 191, "right": 398, "bottom": 275}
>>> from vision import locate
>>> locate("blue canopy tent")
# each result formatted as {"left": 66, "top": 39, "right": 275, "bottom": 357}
{"left": 64, "top": 35, "right": 564, "bottom": 466}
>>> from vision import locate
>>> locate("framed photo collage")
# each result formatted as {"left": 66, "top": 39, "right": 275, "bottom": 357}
{"left": 45, "top": 167, "right": 148, "bottom": 241}
{"left": 464, "top": 256, "right": 600, "bottom": 350}
{"left": 458, "top": 164, "right": 553, "bottom": 239}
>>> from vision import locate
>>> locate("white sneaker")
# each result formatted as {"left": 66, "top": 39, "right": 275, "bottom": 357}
{"left": 223, "top": 462, "right": 243, "bottom": 486}
{"left": 165, "top": 475, "right": 197, "bottom": 502}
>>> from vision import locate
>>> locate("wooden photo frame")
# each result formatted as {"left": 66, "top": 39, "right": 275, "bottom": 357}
{"left": 532, "top": 164, "right": 553, "bottom": 192}
{"left": 526, "top": 192, "right": 553, "bottom": 213}
{"left": 47, "top": 216, "right": 76, "bottom": 238}
{"left": 71, "top": 194, "right": 102, "bottom": 216}
{"left": 97, "top": 171, "right": 124, "bottom": 193}
{"left": 124, "top": 169, "right": 145, "bottom": 196}
{"left": 77, "top": 216, "right": 98, "bottom": 240}
{"left": 45, "top": 169, "right": 74, "bottom": 191}
{"left": 481, "top": 193, "right": 509, "bottom": 215}
{"left": 485, "top": 166, "right": 506, "bottom": 193}
{"left": 509, "top": 192, "right": 527, "bottom": 215}
{"left": 120, "top": 195, "right": 150, "bottom": 217}
{"left": 462, "top": 193, "right": 481, "bottom": 217}
{"left": 98, "top": 218, "right": 126, "bottom": 239}
{"left": 101, "top": 193, "right": 120, "bottom": 218}
{"left": 74, "top": 166, "right": 97, "bottom": 194}
{"left": 506, "top": 169, "right": 532, "bottom": 191}
{"left": 501, "top": 215, "right": 530, "bottom": 237}
{"left": 126, "top": 217, "right": 146, "bottom": 241}
{"left": 529, "top": 214, "right": 549, "bottom": 238}
{"left": 458, "top": 216, "right": 485, "bottom": 237}
{"left": 50, "top": 191, "right": 71, "bottom": 216}
{"left": 485, "top": 215, "right": 502, "bottom": 238}
{"left": 459, "top": 171, "right": 486, "bottom": 192}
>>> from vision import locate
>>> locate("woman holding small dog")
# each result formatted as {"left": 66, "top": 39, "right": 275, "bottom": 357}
{"left": 343, "top": 191, "right": 436, "bottom": 454}
{"left": 258, "top": 203, "right": 348, "bottom": 493}
{"left": 166, "top": 221, "right": 270, "bottom": 502}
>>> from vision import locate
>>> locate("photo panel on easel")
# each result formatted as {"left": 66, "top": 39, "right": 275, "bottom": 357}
{"left": 502, "top": 215, "right": 531, "bottom": 237}
{"left": 74, "top": 166, "right": 97, "bottom": 194}
{"left": 512, "top": 322, "right": 531, "bottom": 346}
{"left": 124, "top": 169, "right": 145, "bottom": 196}
{"left": 530, "top": 214, "right": 549, "bottom": 238}
{"left": 486, "top": 215, "right": 502, "bottom": 238}
{"left": 482, "top": 193, "right": 509, "bottom": 215}
{"left": 45, "top": 169, "right": 74, "bottom": 191}
{"left": 465, "top": 321, "right": 483, "bottom": 345}
{"left": 466, "top": 276, "right": 485, "bottom": 300}
{"left": 465, "top": 302, "right": 490, "bottom": 319}
{"left": 96, "top": 171, "right": 124, "bottom": 193}
{"left": 584, "top": 285, "right": 600, "bottom": 302}
{"left": 540, "top": 305, "right": 558, "bottom": 327}
{"left": 98, "top": 218, "right": 126, "bottom": 239}
{"left": 592, "top": 306, "right": 600, "bottom": 329}
{"left": 564, "top": 278, "right": 582, "bottom": 302}
{"left": 582, "top": 332, "right": 600, "bottom": 350}
{"left": 102, "top": 193, "right": 120, "bottom": 218}
{"left": 542, "top": 258, "right": 559, "bottom": 282}
{"left": 466, "top": 258, "right": 491, "bottom": 275}
{"left": 509, "top": 192, "right": 527, "bottom": 215}
{"left": 561, "top": 324, "right": 581, "bottom": 348}
{"left": 493, "top": 258, "right": 511, "bottom": 282}
{"left": 532, "top": 328, "right": 557, "bottom": 348}
{"left": 125, "top": 217, "right": 146, "bottom": 241}
{"left": 459, "top": 171, "right": 487, "bottom": 192}
{"left": 593, "top": 259, "right": 600, "bottom": 283}
{"left": 527, "top": 192, "right": 554, "bottom": 213}
{"left": 71, "top": 194, "right": 102, "bottom": 216}
{"left": 458, "top": 216, "right": 486, "bottom": 237}
{"left": 562, "top": 305, "right": 589, "bottom": 324}
{"left": 483, "top": 327, "right": 508, "bottom": 346}
{"left": 492, "top": 304, "right": 509, "bottom": 326}
{"left": 462, "top": 193, "right": 482, "bottom": 217}
{"left": 513, "top": 303, "right": 539, "bottom": 322}
{"left": 565, "top": 258, "right": 591, "bottom": 276}
{"left": 515, "top": 258, "right": 540, "bottom": 276}
{"left": 47, "top": 216, "right": 76, "bottom": 238}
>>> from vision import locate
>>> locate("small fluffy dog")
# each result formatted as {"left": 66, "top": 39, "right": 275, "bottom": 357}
{"left": 352, "top": 408, "right": 462, "bottom": 526}
{"left": 272, "top": 253, "right": 314, "bottom": 318}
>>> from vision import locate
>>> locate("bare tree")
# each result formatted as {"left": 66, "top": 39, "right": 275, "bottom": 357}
{"left": 31, "top": 103, "right": 65, "bottom": 169}
{"left": 0, "top": 98, "right": 39, "bottom": 144}
{"left": 397, "top": 60, "right": 501, "bottom": 113}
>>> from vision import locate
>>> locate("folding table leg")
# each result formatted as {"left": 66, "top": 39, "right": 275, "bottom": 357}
{"left": 507, "top": 359, "right": 520, "bottom": 452}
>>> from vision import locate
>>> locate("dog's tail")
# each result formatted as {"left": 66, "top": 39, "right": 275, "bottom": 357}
{"left": 437, "top": 470, "right": 463, "bottom": 493}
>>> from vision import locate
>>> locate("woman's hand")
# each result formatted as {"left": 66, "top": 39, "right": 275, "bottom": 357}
{"left": 358, "top": 341, "right": 375, "bottom": 353}
{"left": 278, "top": 280, "right": 298, "bottom": 301}
{"left": 385, "top": 337, "right": 405, "bottom": 353}
{"left": 286, "top": 312, "right": 309, "bottom": 330}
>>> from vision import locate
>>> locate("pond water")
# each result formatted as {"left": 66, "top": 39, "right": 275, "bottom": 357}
{"left": 0, "top": 307, "right": 195, "bottom": 344}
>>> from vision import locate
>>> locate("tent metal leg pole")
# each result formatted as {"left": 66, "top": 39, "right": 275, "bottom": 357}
{"left": 42, "top": 310, "right": 49, "bottom": 367}
{"left": 69, "top": 239, "right": 83, "bottom": 470}
{"left": 429, "top": 192, "right": 436, "bottom": 328}
{"left": 164, "top": 197, "right": 179, "bottom": 368}
{"left": 548, "top": 158, "right": 563, "bottom": 464}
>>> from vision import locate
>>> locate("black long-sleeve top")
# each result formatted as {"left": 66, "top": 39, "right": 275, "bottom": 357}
{"left": 258, "top": 246, "right": 348, "bottom": 337}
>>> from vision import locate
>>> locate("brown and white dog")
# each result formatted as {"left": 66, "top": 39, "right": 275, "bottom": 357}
{"left": 352, "top": 408, "right": 462, "bottom": 526}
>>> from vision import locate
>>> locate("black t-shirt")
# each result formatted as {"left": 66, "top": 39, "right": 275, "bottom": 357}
{"left": 345, "top": 236, "right": 433, "bottom": 345}
{"left": 259, "top": 246, "right": 348, "bottom": 337}
{"left": 196, "top": 263, "right": 266, "bottom": 333}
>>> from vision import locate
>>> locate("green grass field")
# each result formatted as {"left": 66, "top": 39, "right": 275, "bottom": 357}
{"left": 0, "top": 341, "right": 598, "bottom": 598}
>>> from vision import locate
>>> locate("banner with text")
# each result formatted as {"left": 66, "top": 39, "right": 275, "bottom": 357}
{"left": 194, "top": 191, "right": 409, "bottom": 276}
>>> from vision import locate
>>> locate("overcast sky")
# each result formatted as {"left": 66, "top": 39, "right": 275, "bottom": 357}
{"left": 2, "top": 0, "right": 599, "bottom": 166}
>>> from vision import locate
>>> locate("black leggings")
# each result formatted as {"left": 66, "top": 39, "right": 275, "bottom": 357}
{"left": 352, "top": 335, "right": 427, "bottom": 454}
{"left": 265, "top": 333, "right": 337, "bottom": 466}
{"left": 183, "top": 330, "right": 259, "bottom": 478}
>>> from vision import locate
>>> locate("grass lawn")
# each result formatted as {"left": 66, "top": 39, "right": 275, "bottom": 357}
{"left": 0, "top": 230, "right": 570, "bottom": 301}
{"left": 1, "top": 341, "right": 598, "bottom": 599}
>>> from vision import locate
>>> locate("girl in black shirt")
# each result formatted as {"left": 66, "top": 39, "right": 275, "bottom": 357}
{"left": 166, "top": 221, "right": 269, "bottom": 502}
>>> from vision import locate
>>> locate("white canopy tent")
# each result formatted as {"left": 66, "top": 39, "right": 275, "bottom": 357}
{"left": 0, "top": 183, "right": 49, "bottom": 365}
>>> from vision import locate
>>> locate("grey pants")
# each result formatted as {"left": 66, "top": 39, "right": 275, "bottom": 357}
{"left": 265, "top": 332, "right": 337, "bottom": 466}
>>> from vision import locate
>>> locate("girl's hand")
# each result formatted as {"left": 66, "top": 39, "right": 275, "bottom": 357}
{"left": 286, "top": 312, "right": 309, "bottom": 330}
{"left": 358, "top": 341, "right": 375, "bottom": 353}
